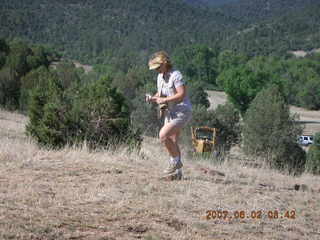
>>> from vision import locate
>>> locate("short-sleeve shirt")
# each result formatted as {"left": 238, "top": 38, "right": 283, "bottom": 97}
{"left": 157, "top": 70, "right": 192, "bottom": 112}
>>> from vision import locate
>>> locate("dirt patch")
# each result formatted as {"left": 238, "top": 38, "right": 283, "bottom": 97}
{"left": 73, "top": 61, "right": 93, "bottom": 73}
{"left": 290, "top": 50, "right": 308, "bottom": 57}
{"left": 206, "top": 90, "right": 227, "bottom": 110}
{"left": 290, "top": 106, "right": 320, "bottom": 134}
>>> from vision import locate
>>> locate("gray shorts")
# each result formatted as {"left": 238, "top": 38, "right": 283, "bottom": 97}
{"left": 164, "top": 108, "right": 192, "bottom": 128}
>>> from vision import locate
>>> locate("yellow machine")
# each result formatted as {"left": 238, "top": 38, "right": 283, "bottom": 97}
{"left": 191, "top": 126, "right": 217, "bottom": 153}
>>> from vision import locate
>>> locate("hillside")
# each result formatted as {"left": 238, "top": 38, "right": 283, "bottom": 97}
{"left": 219, "top": 0, "right": 320, "bottom": 22}
{"left": 1, "top": 0, "right": 320, "bottom": 65}
{"left": 185, "top": 0, "right": 239, "bottom": 6}
{"left": 1, "top": 107, "right": 320, "bottom": 239}
{"left": 222, "top": 3, "right": 320, "bottom": 55}
{"left": 0, "top": 0, "right": 238, "bottom": 64}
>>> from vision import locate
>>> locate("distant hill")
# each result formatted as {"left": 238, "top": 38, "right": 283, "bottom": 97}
{"left": 0, "top": 0, "right": 238, "bottom": 64}
{"left": 223, "top": 3, "right": 320, "bottom": 55}
{"left": 219, "top": 0, "right": 320, "bottom": 22}
{"left": 185, "top": 0, "right": 239, "bottom": 6}
{"left": 1, "top": 0, "right": 320, "bottom": 64}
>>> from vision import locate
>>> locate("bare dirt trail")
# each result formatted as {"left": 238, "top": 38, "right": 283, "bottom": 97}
{"left": 207, "top": 90, "right": 320, "bottom": 135}
{"left": 207, "top": 90, "right": 228, "bottom": 110}
{"left": 290, "top": 106, "right": 320, "bottom": 134}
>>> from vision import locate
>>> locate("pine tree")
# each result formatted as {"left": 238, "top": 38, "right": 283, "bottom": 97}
{"left": 242, "top": 85, "right": 305, "bottom": 174}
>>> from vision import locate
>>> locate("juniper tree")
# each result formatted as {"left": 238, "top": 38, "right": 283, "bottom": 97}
{"left": 242, "top": 85, "right": 305, "bottom": 174}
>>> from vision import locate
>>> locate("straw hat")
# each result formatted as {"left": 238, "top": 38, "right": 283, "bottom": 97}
{"left": 148, "top": 51, "right": 171, "bottom": 70}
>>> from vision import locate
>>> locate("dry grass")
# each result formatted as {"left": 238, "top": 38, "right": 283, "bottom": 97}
{"left": 0, "top": 108, "right": 320, "bottom": 240}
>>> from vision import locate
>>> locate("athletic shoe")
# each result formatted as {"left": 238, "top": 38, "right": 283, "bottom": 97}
{"left": 160, "top": 170, "right": 183, "bottom": 181}
{"left": 163, "top": 161, "right": 183, "bottom": 175}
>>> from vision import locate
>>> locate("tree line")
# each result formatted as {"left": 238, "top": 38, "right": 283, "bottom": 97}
{"left": 1, "top": 38, "right": 320, "bottom": 175}
{"left": 1, "top": 0, "right": 319, "bottom": 67}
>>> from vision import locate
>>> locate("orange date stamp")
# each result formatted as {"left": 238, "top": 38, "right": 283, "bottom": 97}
{"left": 206, "top": 210, "right": 296, "bottom": 221}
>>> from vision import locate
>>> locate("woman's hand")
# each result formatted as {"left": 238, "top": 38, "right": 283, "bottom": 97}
{"left": 146, "top": 93, "right": 160, "bottom": 103}
{"left": 155, "top": 97, "right": 167, "bottom": 105}
{"left": 145, "top": 94, "right": 152, "bottom": 103}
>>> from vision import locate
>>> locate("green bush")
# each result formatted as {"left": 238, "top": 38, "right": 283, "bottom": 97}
{"left": 242, "top": 85, "right": 306, "bottom": 174}
{"left": 130, "top": 95, "right": 160, "bottom": 137}
{"left": 26, "top": 72, "right": 71, "bottom": 148}
{"left": 20, "top": 66, "right": 52, "bottom": 112}
{"left": 105, "top": 65, "right": 160, "bottom": 137}
{"left": 181, "top": 102, "right": 240, "bottom": 156}
{"left": 306, "top": 132, "right": 320, "bottom": 175}
{"left": 215, "top": 102, "right": 241, "bottom": 148}
{"left": 72, "top": 76, "right": 135, "bottom": 148}
{"left": 297, "top": 77, "right": 320, "bottom": 110}
{"left": 273, "top": 143, "right": 306, "bottom": 175}
{"left": 306, "top": 145, "right": 320, "bottom": 175}
{"left": 0, "top": 67, "right": 20, "bottom": 110}
{"left": 0, "top": 39, "right": 60, "bottom": 111}
{"left": 26, "top": 74, "right": 142, "bottom": 150}
{"left": 188, "top": 81, "right": 210, "bottom": 109}
{"left": 0, "top": 38, "right": 9, "bottom": 68}
{"left": 217, "top": 64, "right": 272, "bottom": 114}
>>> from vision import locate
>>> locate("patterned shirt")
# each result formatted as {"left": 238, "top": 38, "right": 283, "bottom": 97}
{"left": 157, "top": 70, "right": 192, "bottom": 112}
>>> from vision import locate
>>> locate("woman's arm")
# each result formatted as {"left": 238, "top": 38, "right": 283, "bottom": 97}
{"left": 155, "top": 85, "right": 186, "bottom": 104}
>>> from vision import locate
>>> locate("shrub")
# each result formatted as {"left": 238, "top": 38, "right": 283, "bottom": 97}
{"left": 0, "top": 38, "right": 9, "bottom": 68}
{"left": 297, "top": 77, "right": 320, "bottom": 110}
{"left": 26, "top": 72, "right": 71, "bottom": 148}
{"left": 215, "top": 102, "right": 241, "bottom": 148}
{"left": 188, "top": 81, "right": 210, "bottom": 109}
{"left": 26, "top": 74, "right": 142, "bottom": 150}
{"left": 0, "top": 67, "right": 20, "bottom": 110}
{"left": 130, "top": 94, "right": 160, "bottom": 137}
{"left": 7, "top": 40, "right": 33, "bottom": 77}
{"left": 0, "top": 39, "right": 60, "bottom": 111}
{"left": 242, "top": 85, "right": 305, "bottom": 174}
{"left": 20, "top": 66, "right": 52, "bottom": 112}
{"left": 273, "top": 143, "right": 306, "bottom": 175}
{"left": 111, "top": 66, "right": 152, "bottom": 102}
{"left": 306, "top": 132, "right": 320, "bottom": 175}
{"left": 181, "top": 102, "right": 240, "bottom": 156}
{"left": 72, "top": 76, "right": 134, "bottom": 148}
{"left": 305, "top": 145, "right": 320, "bottom": 175}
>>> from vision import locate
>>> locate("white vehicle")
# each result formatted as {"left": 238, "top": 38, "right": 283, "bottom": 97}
{"left": 298, "top": 135, "right": 313, "bottom": 145}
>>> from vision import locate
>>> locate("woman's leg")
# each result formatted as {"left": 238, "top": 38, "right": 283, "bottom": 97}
{"left": 159, "top": 122, "right": 182, "bottom": 158}
{"left": 169, "top": 129, "right": 181, "bottom": 158}
{"left": 170, "top": 129, "right": 183, "bottom": 179}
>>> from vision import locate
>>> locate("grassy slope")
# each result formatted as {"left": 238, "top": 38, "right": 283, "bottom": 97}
{"left": 0, "top": 109, "right": 319, "bottom": 240}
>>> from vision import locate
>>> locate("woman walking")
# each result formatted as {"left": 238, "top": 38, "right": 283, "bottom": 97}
{"left": 146, "top": 51, "right": 192, "bottom": 180}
